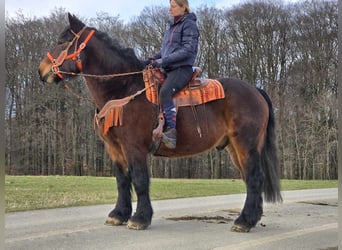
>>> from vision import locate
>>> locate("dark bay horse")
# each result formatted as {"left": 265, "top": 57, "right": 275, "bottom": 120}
{"left": 39, "top": 13, "right": 282, "bottom": 232}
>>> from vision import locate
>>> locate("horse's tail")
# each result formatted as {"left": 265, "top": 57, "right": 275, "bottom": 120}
{"left": 257, "top": 88, "right": 283, "bottom": 203}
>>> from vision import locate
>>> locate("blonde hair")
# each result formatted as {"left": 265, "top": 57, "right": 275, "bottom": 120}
{"left": 171, "top": 0, "right": 191, "bottom": 13}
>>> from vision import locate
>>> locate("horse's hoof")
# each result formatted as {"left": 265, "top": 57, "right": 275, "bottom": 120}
{"left": 231, "top": 223, "right": 251, "bottom": 233}
{"left": 105, "top": 217, "right": 124, "bottom": 226}
{"left": 127, "top": 219, "right": 150, "bottom": 230}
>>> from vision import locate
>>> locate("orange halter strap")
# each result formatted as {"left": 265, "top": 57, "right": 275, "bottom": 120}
{"left": 47, "top": 26, "right": 95, "bottom": 79}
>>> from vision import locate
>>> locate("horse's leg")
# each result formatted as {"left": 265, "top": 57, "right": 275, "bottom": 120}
{"left": 231, "top": 147, "right": 265, "bottom": 232}
{"left": 226, "top": 144, "right": 246, "bottom": 181}
{"left": 105, "top": 163, "right": 132, "bottom": 226}
{"left": 127, "top": 154, "right": 153, "bottom": 230}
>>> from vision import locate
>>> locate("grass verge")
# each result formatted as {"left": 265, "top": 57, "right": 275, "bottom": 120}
{"left": 5, "top": 176, "right": 337, "bottom": 212}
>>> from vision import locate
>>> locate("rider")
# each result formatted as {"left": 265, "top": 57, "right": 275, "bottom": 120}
{"left": 145, "top": 0, "right": 199, "bottom": 149}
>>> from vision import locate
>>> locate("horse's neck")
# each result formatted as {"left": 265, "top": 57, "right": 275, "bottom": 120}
{"left": 84, "top": 78, "right": 111, "bottom": 108}
{"left": 82, "top": 43, "right": 143, "bottom": 109}
{"left": 85, "top": 73, "right": 143, "bottom": 110}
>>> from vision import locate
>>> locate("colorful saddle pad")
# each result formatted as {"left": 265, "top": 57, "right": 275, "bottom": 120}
{"left": 143, "top": 69, "right": 225, "bottom": 107}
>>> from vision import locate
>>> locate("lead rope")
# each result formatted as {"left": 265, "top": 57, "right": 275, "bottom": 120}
{"left": 64, "top": 83, "right": 95, "bottom": 103}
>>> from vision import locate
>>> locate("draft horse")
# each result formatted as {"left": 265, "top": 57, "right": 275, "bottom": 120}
{"left": 39, "top": 13, "right": 282, "bottom": 232}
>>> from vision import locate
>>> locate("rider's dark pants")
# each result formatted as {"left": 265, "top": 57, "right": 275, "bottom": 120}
{"left": 159, "top": 66, "right": 193, "bottom": 129}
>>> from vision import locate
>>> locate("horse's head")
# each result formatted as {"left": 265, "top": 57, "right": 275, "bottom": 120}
{"left": 39, "top": 13, "right": 95, "bottom": 84}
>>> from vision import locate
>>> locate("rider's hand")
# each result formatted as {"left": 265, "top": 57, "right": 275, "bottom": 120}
{"left": 152, "top": 59, "right": 162, "bottom": 68}
{"left": 142, "top": 59, "right": 152, "bottom": 66}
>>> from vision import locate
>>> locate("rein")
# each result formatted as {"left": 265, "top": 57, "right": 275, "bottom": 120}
{"left": 63, "top": 69, "right": 156, "bottom": 106}
{"left": 63, "top": 73, "right": 155, "bottom": 104}
{"left": 58, "top": 70, "right": 143, "bottom": 79}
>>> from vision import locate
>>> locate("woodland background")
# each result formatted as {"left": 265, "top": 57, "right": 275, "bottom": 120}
{"left": 5, "top": 0, "right": 338, "bottom": 179}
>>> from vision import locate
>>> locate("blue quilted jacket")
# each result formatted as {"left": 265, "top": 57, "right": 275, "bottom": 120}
{"left": 154, "top": 13, "right": 199, "bottom": 72}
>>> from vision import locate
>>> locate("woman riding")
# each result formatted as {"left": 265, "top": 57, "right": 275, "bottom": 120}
{"left": 146, "top": 0, "right": 199, "bottom": 149}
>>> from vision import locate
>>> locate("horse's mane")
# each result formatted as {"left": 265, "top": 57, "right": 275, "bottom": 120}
{"left": 93, "top": 29, "right": 143, "bottom": 70}
{"left": 65, "top": 14, "right": 143, "bottom": 71}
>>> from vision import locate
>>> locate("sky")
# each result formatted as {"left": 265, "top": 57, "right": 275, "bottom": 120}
{"left": 5, "top": 0, "right": 244, "bottom": 23}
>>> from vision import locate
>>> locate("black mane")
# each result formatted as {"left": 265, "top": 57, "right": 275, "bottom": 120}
{"left": 67, "top": 13, "right": 143, "bottom": 71}
{"left": 93, "top": 29, "right": 143, "bottom": 70}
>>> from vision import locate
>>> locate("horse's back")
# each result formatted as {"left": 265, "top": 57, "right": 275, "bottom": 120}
{"left": 217, "top": 77, "right": 269, "bottom": 116}
{"left": 218, "top": 77, "right": 262, "bottom": 98}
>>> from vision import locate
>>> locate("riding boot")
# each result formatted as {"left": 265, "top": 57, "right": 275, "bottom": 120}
{"left": 163, "top": 127, "right": 177, "bottom": 149}
{"left": 162, "top": 103, "right": 177, "bottom": 149}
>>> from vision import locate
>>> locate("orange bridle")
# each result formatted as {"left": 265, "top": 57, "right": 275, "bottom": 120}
{"left": 46, "top": 26, "right": 95, "bottom": 79}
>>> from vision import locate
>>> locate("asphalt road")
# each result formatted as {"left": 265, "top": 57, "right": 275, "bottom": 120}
{"left": 5, "top": 188, "right": 337, "bottom": 250}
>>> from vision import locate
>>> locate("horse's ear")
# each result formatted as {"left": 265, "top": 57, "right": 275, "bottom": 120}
{"left": 67, "top": 13, "right": 85, "bottom": 32}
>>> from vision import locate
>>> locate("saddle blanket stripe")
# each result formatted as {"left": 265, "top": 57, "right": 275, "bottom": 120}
{"left": 173, "top": 79, "right": 225, "bottom": 107}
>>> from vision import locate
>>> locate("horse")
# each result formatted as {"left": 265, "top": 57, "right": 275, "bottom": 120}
{"left": 39, "top": 13, "right": 282, "bottom": 233}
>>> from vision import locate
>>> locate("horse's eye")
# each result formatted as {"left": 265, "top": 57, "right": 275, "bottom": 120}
{"left": 57, "top": 30, "right": 73, "bottom": 45}
{"left": 57, "top": 35, "right": 66, "bottom": 44}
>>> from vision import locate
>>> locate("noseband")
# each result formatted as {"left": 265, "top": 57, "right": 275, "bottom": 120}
{"left": 47, "top": 26, "right": 95, "bottom": 79}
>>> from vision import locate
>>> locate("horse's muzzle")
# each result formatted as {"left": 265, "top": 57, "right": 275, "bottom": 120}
{"left": 38, "top": 66, "right": 61, "bottom": 84}
{"left": 38, "top": 69, "right": 47, "bottom": 83}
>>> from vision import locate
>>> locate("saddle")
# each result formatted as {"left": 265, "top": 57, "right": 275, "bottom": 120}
{"left": 143, "top": 67, "right": 225, "bottom": 107}
{"left": 152, "top": 67, "right": 204, "bottom": 88}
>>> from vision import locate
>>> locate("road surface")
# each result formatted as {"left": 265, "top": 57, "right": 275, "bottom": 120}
{"left": 5, "top": 188, "right": 337, "bottom": 250}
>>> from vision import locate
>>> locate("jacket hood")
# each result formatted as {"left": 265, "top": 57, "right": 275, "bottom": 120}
{"left": 186, "top": 12, "right": 197, "bottom": 22}
{"left": 171, "top": 12, "right": 197, "bottom": 25}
